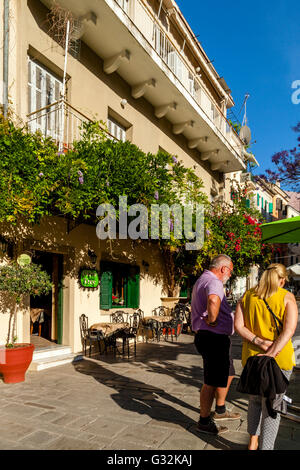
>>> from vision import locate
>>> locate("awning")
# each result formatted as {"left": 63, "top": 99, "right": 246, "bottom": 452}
{"left": 287, "top": 263, "right": 300, "bottom": 278}
{"left": 261, "top": 216, "right": 300, "bottom": 243}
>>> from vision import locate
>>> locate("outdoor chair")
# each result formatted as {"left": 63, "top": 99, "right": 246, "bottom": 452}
{"left": 142, "top": 318, "right": 157, "bottom": 343}
{"left": 110, "top": 311, "right": 129, "bottom": 354}
{"left": 173, "top": 303, "right": 191, "bottom": 333}
{"left": 162, "top": 317, "right": 183, "bottom": 342}
{"left": 79, "top": 314, "right": 104, "bottom": 357}
{"left": 110, "top": 311, "right": 127, "bottom": 323}
{"left": 152, "top": 306, "right": 170, "bottom": 316}
{"left": 121, "top": 311, "right": 142, "bottom": 357}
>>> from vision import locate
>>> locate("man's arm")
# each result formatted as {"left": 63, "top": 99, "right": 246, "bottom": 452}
{"left": 205, "top": 294, "right": 221, "bottom": 325}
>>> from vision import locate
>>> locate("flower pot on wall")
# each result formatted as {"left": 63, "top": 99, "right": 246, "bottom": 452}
{"left": 0, "top": 343, "right": 34, "bottom": 384}
{"left": 160, "top": 297, "right": 179, "bottom": 311}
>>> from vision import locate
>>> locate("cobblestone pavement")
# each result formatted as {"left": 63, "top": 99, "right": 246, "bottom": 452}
{"left": 0, "top": 334, "right": 299, "bottom": 451}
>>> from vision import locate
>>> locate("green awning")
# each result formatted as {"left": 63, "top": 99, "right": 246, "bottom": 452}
{"left": 261, "top": 216, "right": 300, "bottom": 243}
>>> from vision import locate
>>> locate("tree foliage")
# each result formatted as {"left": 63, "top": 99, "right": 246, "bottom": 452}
{"left": 260, "top": 122, "right": 300, "bottom": 191}
{"left": 0, "top": 262, "right": 52, "bottom": 346}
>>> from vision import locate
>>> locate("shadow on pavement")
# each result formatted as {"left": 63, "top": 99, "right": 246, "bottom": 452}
{"left": 73, "top": 337, "right": 247, "bottom": 450}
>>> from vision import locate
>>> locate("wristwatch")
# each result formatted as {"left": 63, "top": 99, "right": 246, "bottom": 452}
{"left": 206, "top": 319, "right": 218, "bottom": 327}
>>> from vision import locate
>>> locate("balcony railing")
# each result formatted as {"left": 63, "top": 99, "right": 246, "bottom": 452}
{"left": 27, "top": 99, "right": 126, "bottom": 148}
{"left": 27, "top": 99, "right": 91, "bottom": 149}
{"left": 115, "top": 0, "right": 244, "bottom": 158}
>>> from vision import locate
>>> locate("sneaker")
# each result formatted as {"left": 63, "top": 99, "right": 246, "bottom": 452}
{"left": 212, "top": 410, "right": 241, "bottom": 421}
{"left": 196, "top": 419, "right": 228, "bottom": 435}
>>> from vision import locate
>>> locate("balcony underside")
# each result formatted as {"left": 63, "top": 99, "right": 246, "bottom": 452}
{"left": 40, "top": 0, "right": 245, "bottom": 173}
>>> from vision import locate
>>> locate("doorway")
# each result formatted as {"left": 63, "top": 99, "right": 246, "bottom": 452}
{"left": 30, "top": 251, "right": 64, "bottom": 344}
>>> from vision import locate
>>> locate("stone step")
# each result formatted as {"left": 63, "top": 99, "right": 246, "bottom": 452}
{"left": 29, "top": 353, "right": 83, "bottom": 372}
{"left": 33, "top": 345, "right": 72, "bottom": 360}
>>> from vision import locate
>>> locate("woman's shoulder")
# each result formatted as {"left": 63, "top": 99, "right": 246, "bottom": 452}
{"left": 242, "top": 288, "right": 258, "bottom": 301}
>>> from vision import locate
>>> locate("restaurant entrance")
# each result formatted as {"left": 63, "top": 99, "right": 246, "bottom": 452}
{"left": 30, "top": 251, "right": 64, "bottom": 344}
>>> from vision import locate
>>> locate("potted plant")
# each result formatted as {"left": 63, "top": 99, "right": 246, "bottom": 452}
{"left": 0, "top": 261, "right": 52, "bottom": 384}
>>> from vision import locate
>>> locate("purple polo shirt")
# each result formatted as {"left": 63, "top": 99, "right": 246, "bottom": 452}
{"left": 191, "top": 270, "right": 234, "bottom": 336}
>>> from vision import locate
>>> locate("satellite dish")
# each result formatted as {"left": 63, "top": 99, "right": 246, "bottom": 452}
{"left": 239, "top": 125, "right": 252, "bottom": 146}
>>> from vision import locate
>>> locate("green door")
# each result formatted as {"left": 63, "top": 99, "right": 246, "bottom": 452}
{"left": 57, "top": 254, "right": 64, "bottom": 345}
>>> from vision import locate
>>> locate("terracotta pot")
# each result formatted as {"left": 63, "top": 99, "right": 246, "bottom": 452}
{"left": 0, "top": 344, "right": 35, "bottom": 384}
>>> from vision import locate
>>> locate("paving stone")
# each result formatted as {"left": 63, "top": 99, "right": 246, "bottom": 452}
{"left": 0, "top": 418, "right": 36, "bottom": 441}
{"left": 104, "top": 439, "right": 154, "bottom": 450}
{"left": 158, "top": 430, "right": 207, "bottom": 450}
{"left": 0, "top": 334, "right": 298, "bottom": 451}
{"left": 81, "top": 417, "right": 128, "bottom": 439}
{"left": 275, "top": 438, "right": 300, "bottom": 450}
{"left": 45, "top": 435, "right": 101, "bottom": 450}
{"left": 1, "top": 403, "right": 44, "bottom": 419}
{"left": 119, "top": 423, "right": 172, "bottom": 447}
{"left": 19, "top": 430, "right": 60, "bottom": 448}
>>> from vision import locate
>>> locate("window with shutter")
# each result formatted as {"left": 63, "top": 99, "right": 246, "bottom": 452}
{"left": 107, "top": 117, "right": 126, "bottom": 142}
{"left": 27, "top": 57, "right": 63, "bottom": 139}
{"left": 257, "top": 194, "right": 260, "bottom": 206}
{"left": 100, "top": 263, "right": 140, "bottom": 309}
{"left": 126, "top": 266, "right": 140, "bottom": 309}
{"left": 100, "top": 270, "right": 113, "bottom": 309}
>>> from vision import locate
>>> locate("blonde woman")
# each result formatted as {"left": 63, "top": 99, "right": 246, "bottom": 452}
{"left": 235, "top": 264, "right": 298, "bottom": 450}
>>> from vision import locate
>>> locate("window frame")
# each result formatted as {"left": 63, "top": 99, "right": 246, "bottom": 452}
{"left": 100, "top": 262, "right": 140, "bottom": 310}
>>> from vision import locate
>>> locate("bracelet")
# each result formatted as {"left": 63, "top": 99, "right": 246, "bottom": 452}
{"left": 252, "top": 335, "right": 258, "bottom": 344}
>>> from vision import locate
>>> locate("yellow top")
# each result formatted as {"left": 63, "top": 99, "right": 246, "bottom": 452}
{"left": 241, "top": 287, "right": 295, "bottom": 370}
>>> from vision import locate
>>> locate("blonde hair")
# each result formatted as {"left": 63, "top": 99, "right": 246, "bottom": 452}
{"left": 255, "top": 263, "right": 289, "bottom": 300}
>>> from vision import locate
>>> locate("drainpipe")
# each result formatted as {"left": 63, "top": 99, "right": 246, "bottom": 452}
{"left": 3, "top": 0, "right": 9, "bottom": 118}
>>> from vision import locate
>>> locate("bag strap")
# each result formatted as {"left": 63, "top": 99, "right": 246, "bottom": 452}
{"left": 263, "top": 299, "right": 283, "bottom": 337}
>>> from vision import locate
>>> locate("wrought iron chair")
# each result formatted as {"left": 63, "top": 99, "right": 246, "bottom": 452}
{"left": 162, "top": 317, "right": 183, "bottom": 342}
{"left": 121, "top": 311, "right": 142, "bottom": 357}
{"left": 110, "top": 311, "right": 129, "bottom": 354}
{"left": 152, "top": 306, "right": 171, "bottom": 317}
{"left": 110, "top": 311, "right": 127, "bottom": 323}
{"left": 79, "top": 314, "right": 104, "bottom": 357}
{"left": 173, "top": 303, "right": 191, "bottom": 333}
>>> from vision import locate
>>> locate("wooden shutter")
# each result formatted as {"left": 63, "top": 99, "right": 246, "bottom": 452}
{"left": 100, "top": 269, "right": 113, "bottom": 309}
{"left": 257, "top": 194, "right": 260, "bottom": 206}
{"left": 126, "top": 266, "right": 140, "bottom": 309}
{"left": 269, "top": 202, "right": 273, "bottom": 214}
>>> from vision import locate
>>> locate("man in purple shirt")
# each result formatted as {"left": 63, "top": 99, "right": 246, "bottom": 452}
{"left": 192, "top": 254, "right": 240, "bottom": 435}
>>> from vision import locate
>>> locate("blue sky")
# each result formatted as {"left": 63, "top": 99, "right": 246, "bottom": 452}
{"left": 176, "top": 0, "right": 300, "bottom": 178}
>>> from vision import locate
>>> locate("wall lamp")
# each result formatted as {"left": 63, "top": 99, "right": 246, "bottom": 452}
{"left": 88, "top": 249, "right": 97, "bottom": 265}
{"left": 142, "top": 260, "right": 150, "bottom": 273}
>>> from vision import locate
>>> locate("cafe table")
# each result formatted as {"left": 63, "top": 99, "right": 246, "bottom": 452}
{"left": 90, "top": 322, "right": 130, "bottom": 354}
{"left": 142, "top": 315, "right": 173, "bottom": 342}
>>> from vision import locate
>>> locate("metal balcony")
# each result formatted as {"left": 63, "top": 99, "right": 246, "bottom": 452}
{"left": 39, "top": 0, "right": 246, "bottom": 171}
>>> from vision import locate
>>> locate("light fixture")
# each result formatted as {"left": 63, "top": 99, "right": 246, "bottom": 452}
{"left": 120, "top": 98, "right": 128, "bottom": 108}
{"left": 88, "top": 249, "right": 97, "bottom": 265}
{"left": 142, "top": 260, "right": 150, "bottom": 273}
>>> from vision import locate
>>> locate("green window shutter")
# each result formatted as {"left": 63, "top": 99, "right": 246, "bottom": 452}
{"left": 100, "top": 269, "right": 113, "bottom": 309}
{"left": 261, "top": 197, "right": 264, "bottom": 208}
{"left": 257, "top": 194, "right": 260, "bottom": 206}
{"left": 246, "top": 199, "right": 250, "bottom": 208}
{"left": 269, "top": 202, "right": 273, "bottom": 213}
{"left": 126, "top": 266, "right": 140, "bottom": 309}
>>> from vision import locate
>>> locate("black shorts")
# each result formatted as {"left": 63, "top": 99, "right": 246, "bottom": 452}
{"left": 194, "top": 330, "right": 235, "bottom": 387}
